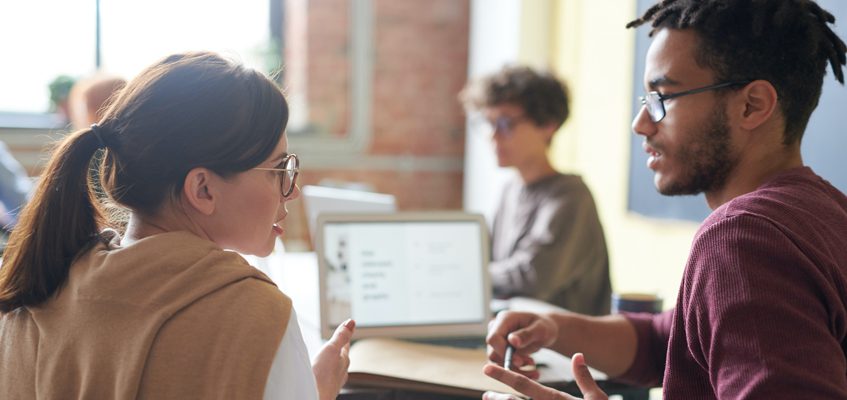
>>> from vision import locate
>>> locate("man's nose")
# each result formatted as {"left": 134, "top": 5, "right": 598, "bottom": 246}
{"left": 632, "top": 105, "right": 656, "bottom": 138}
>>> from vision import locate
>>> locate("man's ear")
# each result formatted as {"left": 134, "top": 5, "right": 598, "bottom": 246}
{"left": 540, "top": 122, "right": 559, "bottom": 144}
{"left": 182, "top": 167, "right": 216, "bottom": 216}
{"left": 736, "top": 79, "right": 779, "bottom": 131}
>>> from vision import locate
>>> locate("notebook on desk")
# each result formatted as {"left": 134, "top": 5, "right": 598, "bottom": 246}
{"left": 315, "top": 211, "right": 491, "bottom": 344}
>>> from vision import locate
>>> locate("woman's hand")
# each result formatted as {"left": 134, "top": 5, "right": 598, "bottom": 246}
{"left": 312, "top": 319, "right": 355, "bottom": 400}
{"left": 482, "top": 353, "right": 608, "bottom": 400}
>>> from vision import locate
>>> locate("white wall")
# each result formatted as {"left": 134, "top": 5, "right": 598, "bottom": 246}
{"left": 462, "top": 0, "right": 522, "bottom": 221}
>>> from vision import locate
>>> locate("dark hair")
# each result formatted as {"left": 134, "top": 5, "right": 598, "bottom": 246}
{"left": 459, "top": 65, "right": 570, "bottom": 131}
{"left": 0, "top": 52, "right": 289, "bottom": 313}
{"left": 627, "top": 0, "right": 847, "bottom": 144}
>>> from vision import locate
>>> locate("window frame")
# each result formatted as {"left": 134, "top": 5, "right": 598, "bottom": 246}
{"left": 0, "top": 0, "right": 374, "bottom": 156}
{"left": 287, "top": 0, "right": 373, "bottom": 154}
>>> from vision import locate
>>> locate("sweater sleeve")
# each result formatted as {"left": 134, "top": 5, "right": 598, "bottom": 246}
{"left": 681, "top": 214, "right": 847, "bottom": 398}
{"left": 617, "top": 310, "right": 673, "bottom": 386}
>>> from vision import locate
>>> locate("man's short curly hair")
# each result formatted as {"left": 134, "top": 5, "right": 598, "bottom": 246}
{"left": 627, "top": 0, "right": 847, "bottom": 145}
{"left": 460, "top": 65, "right": 570, "bottom": 130}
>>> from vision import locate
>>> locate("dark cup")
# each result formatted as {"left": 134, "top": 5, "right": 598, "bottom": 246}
{"left": 611, "top": 293, "right": 663, "bottom": 314}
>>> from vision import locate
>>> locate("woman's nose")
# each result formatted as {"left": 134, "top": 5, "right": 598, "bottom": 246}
{"left": 284, "top": 184, "right": 301, "bottom": 202}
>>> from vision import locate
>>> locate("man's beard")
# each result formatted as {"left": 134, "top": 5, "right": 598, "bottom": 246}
{"left": 660, "top": 106, "right": 737, "bottom": 196}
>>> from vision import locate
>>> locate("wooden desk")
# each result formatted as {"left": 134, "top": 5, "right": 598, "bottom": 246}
{"left": 259, "top": 250, "right": 653, "bottom": 400}
{"left": 340, "top": 383, "right": 650, "bottom": 400}
{"left": 340, "top": 387, "right": 474, "bottom": 400}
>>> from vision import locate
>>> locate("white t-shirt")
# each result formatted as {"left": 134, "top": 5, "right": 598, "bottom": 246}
{"left": 263, "top": 310, "right": 319, "bottom": 399}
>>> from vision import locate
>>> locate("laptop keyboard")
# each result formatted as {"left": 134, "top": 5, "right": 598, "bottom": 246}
{"left": 406, "top": 336, "right": 486, "bottom": 349}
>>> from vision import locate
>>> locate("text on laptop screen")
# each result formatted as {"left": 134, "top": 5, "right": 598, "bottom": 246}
{"left": 322, "top": 220, "right": 486, "bottom": 328}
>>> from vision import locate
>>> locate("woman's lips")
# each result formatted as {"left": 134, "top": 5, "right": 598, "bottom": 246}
{"left": 273, "top": 214, "right": 286, "bottom": 236}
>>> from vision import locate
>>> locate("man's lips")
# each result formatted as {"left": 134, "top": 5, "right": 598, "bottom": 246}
{"left": 643, "top": 141, "right": 663, "bottom": 169}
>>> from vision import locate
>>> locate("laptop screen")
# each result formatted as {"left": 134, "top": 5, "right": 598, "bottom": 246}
{"left": 301, "top": 185, "right": 396, "bottom": 244}
{"left": 316, "top": 212, "right": 491, "bottom": 340}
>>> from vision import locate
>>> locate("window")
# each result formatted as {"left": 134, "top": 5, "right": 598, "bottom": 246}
{"left": 282, "top": 0, "right": 372, "bottom": 151}
{"left": 0, "top": 0, "right": 371, "bottom": 149}
{"left": 1, "top": 1, "right": 97, "bottom": 115}
{"left": 99, "top": 0, "right": 272, "bottom": 82}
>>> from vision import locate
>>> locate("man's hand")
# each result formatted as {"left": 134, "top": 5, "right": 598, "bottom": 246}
{"left": 312, "top": 319, "right": 355, "bottom": 400}
{"left": 487, "top": 311, "right": 559, "bottom": 377}
{"left": 482, "top": 353, "right": 608, "bottom": 400}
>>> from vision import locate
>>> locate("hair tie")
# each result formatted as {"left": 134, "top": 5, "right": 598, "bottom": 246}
{"left": 90, "top": 124, "right": 108, "bottom": 149}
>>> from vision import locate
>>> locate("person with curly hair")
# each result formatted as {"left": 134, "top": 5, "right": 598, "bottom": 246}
{"left": 460, "top": 66, "right": 612, "bottom": 316}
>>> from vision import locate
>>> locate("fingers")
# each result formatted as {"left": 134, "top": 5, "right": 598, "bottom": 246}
{"left": 339, "top": 318, "right": 356, "bottom": 334}
{"left": 486, "top": 318, "right": 512, "bottom": 356}
{"left": 571, "top": 353, "right": 607, "bottom": 400}
{"left": 340, "top": 344, "right": 351, "bottom": 370}
{"left": 488, "top": 316, "right": 553, "bottom": 370}
{"left": 328, "top": 319, "right": 355, "bottom": 349}
{"left": 508, "top": 318, "right": 553, "bottom": 351}
{"left": 483, "top": 364, "right": 574, "bottom": 400}
{"left": 487, "top": 312, "right": 536, "bottom": 357}
{"left": 513, "top": 356, "right": 540, "bottom": 380}
{"left": 487, "top": 346, "right": 537, "bottom": 372}
{"left": 312, "top": 320, "right": 356, "bottom": 400}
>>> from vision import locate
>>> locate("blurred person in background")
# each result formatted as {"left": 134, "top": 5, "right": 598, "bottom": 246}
{"left": 461, "top": 66, "right": 612, "bottom": 316}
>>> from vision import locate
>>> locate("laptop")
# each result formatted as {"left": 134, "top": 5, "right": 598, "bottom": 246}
{"left": 301, "top": 185, "right": 397, "bottom": 244}
{"left": 315, "top": 212, "right": 491, "bottom": 346}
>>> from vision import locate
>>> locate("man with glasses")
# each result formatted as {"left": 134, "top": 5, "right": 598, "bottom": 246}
{"left": 460, "top": 66, "right": 612, "bottom": 316}
{"left": 483, "top": 1, "right": 847, "bottom": 399}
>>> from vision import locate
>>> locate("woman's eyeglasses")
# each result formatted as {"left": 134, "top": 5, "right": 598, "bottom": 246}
{"left": 253, "top": 153, "right": 299, "bottom": 197}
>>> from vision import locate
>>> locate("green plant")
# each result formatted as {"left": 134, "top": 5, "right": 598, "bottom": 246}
{"left": 48, "top": 75, "right": 76, "bottom": 112}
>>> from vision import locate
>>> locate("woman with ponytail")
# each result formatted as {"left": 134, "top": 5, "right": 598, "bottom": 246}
{"left": 0, "top": 52, "right": 354, "bottom": 400}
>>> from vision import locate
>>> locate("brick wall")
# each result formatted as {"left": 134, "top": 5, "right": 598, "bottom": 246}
{"left": 0, "top": 0, "right": 471, "bottom": 251}
{"left": 370, "top": 1, "right": 468, "bottom": 158}
{"left": 283, "top": 0, "right": 470, "bottom": 249}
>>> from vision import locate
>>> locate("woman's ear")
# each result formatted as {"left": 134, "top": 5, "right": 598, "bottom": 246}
{"left": 182, "top": 167, "right": 216, "bottom": 216}
{"left": 737, "top": 79, "right": 779, "bottom": 131}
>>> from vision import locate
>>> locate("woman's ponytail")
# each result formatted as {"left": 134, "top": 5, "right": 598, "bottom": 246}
{"left": 0, "top": 128, "right": 107, "bottom": 313}
{"left": 0, "top": 51, "right": 290, "bottom": 313}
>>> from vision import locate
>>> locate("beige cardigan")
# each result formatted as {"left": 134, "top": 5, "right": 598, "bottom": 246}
{"left": 0, "top": 230, "right": 291, "bottom": 399}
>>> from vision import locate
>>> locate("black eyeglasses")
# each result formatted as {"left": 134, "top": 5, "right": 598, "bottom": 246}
{"left": 253, "top": 153, "right": 299, "bottom": 197}
{"left": 639, "top": 81, "right": 751, "bottom": 123}
{"left": 473, "top": 114, "right": 529, "bottom": 138}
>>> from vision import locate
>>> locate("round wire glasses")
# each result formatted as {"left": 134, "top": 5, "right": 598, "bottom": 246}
{"left": 253, "top": 153, "right": 299, "bottom": 197}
